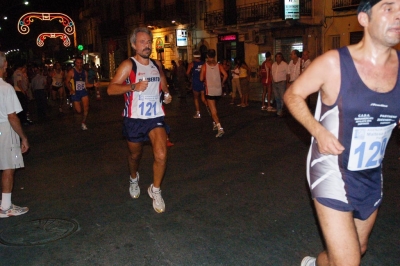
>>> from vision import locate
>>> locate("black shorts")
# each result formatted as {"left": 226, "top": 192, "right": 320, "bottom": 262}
{"left": 52, "top": 86, "right": 63, "bottom": 92}
{"left": 123, "top": 116, "right": 170, "bottom": 143}
{"left": 205, "top": 95, "right": 221, "bottom": 101}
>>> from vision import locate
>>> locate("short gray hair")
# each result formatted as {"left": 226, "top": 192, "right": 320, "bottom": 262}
{"left": 0, "top": 52, "right": 6, "bottom": 69}
{"left": 130, "top": 27, "right": 153, "bottom": 45}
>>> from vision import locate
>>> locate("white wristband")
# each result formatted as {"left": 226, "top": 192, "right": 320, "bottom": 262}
{"left": 164, "top": 93, "right": 170, "bottom": 97}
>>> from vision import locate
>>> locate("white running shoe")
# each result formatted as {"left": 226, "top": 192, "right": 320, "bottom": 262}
{"left": 0, "top": 204, "right": 29, "bottom": 218}
{"left": 193, "top": 113, "right": 201, "bottom": 118}
{"left": 147, "top": 184, "right": 165, "bottom": 213}
{"left": 81, "top": 123, "right": 88, "bottom": 130}
{"left": 216, "top": 128, "right": 224, "bottom": 138}
{"left": 129, "top": 172, "right": 140, "bottom": 199}
{"left": 301, "top": 256, "right": 316, "bottom": 266}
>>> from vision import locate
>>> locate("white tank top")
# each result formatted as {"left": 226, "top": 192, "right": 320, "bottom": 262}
{"left": 123, "top": 57, "right": 164, "bottom": 119}
{"left": 204, "top": 63, "right": 222, "bottom": 96}
{"left": 52, "top": 70, "right": 64, "bottom": 87}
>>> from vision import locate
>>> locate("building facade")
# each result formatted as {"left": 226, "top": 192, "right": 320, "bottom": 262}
{"left": 78, "top": 0, "right": 396, "bottom": 81}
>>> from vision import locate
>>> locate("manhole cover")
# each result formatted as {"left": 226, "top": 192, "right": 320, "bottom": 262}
{"left": 0, "top": 218, "right": 79, "bottom": 246}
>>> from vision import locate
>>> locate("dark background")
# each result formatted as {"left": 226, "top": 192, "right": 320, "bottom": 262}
{"left": 0, "top": 0, "right": 83, "bottom": 65}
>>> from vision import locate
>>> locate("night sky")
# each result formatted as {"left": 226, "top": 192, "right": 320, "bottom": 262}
{"left": 0, "top": 0, "right": 83, "bottom": 50}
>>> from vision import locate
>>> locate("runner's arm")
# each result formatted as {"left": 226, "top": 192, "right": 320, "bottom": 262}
{"left": 64, "top": 69, "right": 74, "bottom": 94}
{"left": 284, "top": 50, "right": 345, "bottom": 155}
{"left": 219, "top": 64, "right": 228, "bottom": 84}
{"left": 186, "top": 62, "right": 193, "bottom": 77}
{"left": 107, "top": 59, "right": 148, "bottom": 95}
{"left": 199, "top": 64, "right": 206, "bottom": 82}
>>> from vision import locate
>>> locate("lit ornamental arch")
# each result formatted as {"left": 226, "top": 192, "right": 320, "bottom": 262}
{"left": 37, "top": 33, "right": 71, "bottom": 47}
{"left": 18, "top": 12, "right": 75, "bottom": 35}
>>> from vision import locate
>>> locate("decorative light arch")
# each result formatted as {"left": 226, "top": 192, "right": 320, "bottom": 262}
{"left": 18, "top": 12, "right": 75, "bottom": 35}
{"left": 37, "top": 33, "right": 71, "bottom": 47}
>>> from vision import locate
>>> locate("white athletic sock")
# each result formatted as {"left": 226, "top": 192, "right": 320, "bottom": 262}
{"left": 152, "top": 185, "right": 160, "bottom": 192}
{"left": 217, "top": 123, "right": 222, "bottom": 130}
{"left": 1, "top": 193, "right": 11, "bottom": 210}
{"left": 130, "top": 176, "right": 138, "bottom": 182}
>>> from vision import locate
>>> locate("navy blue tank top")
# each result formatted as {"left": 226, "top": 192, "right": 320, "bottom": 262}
{"left": 73, "top": 68, "right": 86, "bottom": 91}
{"left": 307, "top": 47, "right": 400, "bottom": 207}
{"left": 191, "top": 60, "right": 204, "bottom": 90}
{"left": 337, "top": 47, "right": 400, "bottom": 172}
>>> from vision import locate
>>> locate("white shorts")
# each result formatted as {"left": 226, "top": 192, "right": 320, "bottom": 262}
{"left": 0, "top": 121, "right": 24, "bottom": 170}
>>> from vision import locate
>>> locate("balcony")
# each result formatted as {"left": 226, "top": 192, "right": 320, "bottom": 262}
{"left": 332, "top": 0, "right": 360, "bottom": 11}
{"left": 144, "top": 1, "right": 196, "bottom": 27}
{"left": 204, "top": 0, "right": 312, "bottom": 30}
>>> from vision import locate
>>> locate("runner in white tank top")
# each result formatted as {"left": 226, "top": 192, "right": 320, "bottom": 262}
{"left": 107, "top": 27, "right": 172, "bottom": 214}
{"left": 200, "top": 49, "right": 228, "bottom": 138}
{"left": 204, "top": 62, "right": 223, "bottom": 96}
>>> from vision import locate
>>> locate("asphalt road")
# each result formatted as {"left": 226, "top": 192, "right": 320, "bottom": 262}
{"left": 0, "top": 86, "right": 399, "bottom": 265}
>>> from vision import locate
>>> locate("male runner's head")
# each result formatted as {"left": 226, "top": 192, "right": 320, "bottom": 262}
{"left": 130, "top": 27, "right": 153, "bottom": 59}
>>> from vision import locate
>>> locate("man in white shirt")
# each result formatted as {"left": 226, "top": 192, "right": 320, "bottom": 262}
{"left": 301, "top": 50, "right": 312, "bottom": 106}
{"left": 287, "top": 50, "right": 301, "bottom": 87}
{"left": 12, "top": 65, "right": 32, "bottom": 125}
{"left": 271, "top": 52, "right": 288, "bottom": 117}
{"left": 301, "top": 50, "right": 312, "bottom": 73}
{"left": 0, "top": 52, "right": 30, "bottom": 218}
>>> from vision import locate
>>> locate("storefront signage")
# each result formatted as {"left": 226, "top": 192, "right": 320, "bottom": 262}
{"left": 155, "top": 37, "right": 164, "bottom": 50}
{"left": 218, "top": 34, "right": 238, "bottom": 42}
{"left": 284, "top": 0, "right": 300, "bottom": 20}
{"left": 176, "top": 29, "right": 188, "bottom": 47}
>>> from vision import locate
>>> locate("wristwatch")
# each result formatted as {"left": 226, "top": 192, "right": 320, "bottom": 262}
{"left": 131, "top": 83, "right": 136, "bottom": 91}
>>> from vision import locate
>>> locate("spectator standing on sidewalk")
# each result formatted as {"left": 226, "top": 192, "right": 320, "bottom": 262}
{"left": 271, "top": 52, "right": 288, "bottom": 117}
{"left": 0, "top": 52, "right": 30, "bottom": 218}
{"left": 31, "top": 67, "right": 48, "bottom": 120}
{"left": 301, "top": 50, "right": 312, "bottom": 73}
{"left": 301, "top": 50, "right": 313, "bottom": 106}
{"left": 222, "top": 59, "right": 232, "bottom": 96}
{"left": 230, "top": 58, "right": 242, "bottom": 105}
{"left": 13, "top": 64, "right": 32, "bottom": 125}
{"left": 260, "top": 52, "right": 276, "bottom": 112}
{"left": 238, "top": 59, "right": 251, "bottom": 107}
{"left": 286, "top": 49, "right": 302, "bottom": 89}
